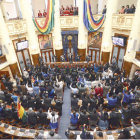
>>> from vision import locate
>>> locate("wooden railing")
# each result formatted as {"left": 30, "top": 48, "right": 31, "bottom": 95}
{"left": 0, "top": 55, "right": 7, "bottom": 64}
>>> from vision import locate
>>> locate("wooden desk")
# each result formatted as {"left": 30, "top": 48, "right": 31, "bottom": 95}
{"left": 0, "top": 123, "right": 50, "bottom": 139}
{"left": 45, "top": 61, "right": 94, "bottom": 68}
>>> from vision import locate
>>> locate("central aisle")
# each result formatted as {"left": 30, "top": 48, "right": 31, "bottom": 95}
{"left": 58, "top": 88, "right": 71, "bottom": 139}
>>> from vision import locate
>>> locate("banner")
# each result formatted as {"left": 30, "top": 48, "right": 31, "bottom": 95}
{"left": 33, "top": 0, "right": 55, "bottom": 34}
{"left": 83, "top": 0, "right": 105, "bottom": 32}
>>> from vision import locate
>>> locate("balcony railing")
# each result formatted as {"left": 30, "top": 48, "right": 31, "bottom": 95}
{"left": 135, "top": 51, "right": 140, "bottom": 61}
{"left": 6, "top": 19, "right": 27, "bottom": 36}
{"left": 0, "top": 55, "right": 7, "bottom": 65}
{"left": 112, "top": 14, "right": 134, "bottom": 30}
{"left": 60, "top": 16, "right": 79, "bottom": 29}
{"left": 5, "top": 14, "right": 135, "bottom": 35}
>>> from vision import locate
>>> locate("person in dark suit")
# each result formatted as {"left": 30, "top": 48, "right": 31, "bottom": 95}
{"left": 35, "top": 96, "right": 42, "bottom": 110}
{"left": 88, "top": 108, "right": 99, "bottom": 127}
{"left": 79, "top": 110, "right": 89, "bottom": 126}
{"left": 28, "top": 96, "right": 35, "bottom": 109}
{"left": 55, "top": 99, "right": 63, "bottom": 116}
{"left": 37, "top": 109, "right": 47, "bottom": 125}
{"left": 27, "top": 108, "right": 37, "bottom": 126}
{"left": 102, "top": 5, "right": 107, "bottom": 14}
{"left": 43, "top": 94, "right": 52, "bottom": 111}
{"left": 21, "top": 95, "right": 28, "bottom": 109}
{"left": 71, "top": 95, "right": 78, "bottom": 111}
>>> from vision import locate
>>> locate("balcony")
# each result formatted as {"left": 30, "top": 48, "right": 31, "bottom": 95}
{"left": 135, "top": 51, "right": 140, "bottom": 61}
{"left": 112, "top": 14, "right": 134, "bottom": 30}
{"left": 0, "top": 55, "right": 7, "bottom": 65}
{"left": 35, "top": 16, "right": 79, "bottom": 30}
{"left": 6, "top": 19, "right": 27, "bottom": 36}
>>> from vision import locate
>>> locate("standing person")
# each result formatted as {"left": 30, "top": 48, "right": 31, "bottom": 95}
{"left": 124, "top": 5, "right": 130, "bottom": 14}
{"left": 129, "top": 4, "right": 136, "bottom": 13}
{"left": 119, "top": 6, "right": 125, "bottom": 14}
{"left": 70, "top": 110, "right": 79, "bottom": 126}
{"left": 38, "top": 10, "right": 42, "bottom": 17}
{"left": 54, "top": 83, "right": 63, "bottom": 99}
{"left": 43, "top": 9, "right": 47, "bottom": 17}
{"left": 48, "top": 111, "right": 59, "bottom": 130}
{"left": 102, "top": 5, "right": 107, "bottom": 14}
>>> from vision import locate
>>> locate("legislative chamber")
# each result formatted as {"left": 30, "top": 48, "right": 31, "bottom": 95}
{"left": 0, "top": 0, "right": 140, "bottom": 139}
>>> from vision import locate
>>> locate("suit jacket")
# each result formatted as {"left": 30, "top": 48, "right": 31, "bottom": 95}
{"left": 28, "top": 112, "right": 37, "bottom": 125}
{"left": 37, "top": 112, "right": 47, "bottom": 125}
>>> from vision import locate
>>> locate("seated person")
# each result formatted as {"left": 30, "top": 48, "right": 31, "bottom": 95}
{"left": 65, "top": 127, "right": 77, "bottom": 139}
{"left": 80, "top": 124, "right": 93, "bottom": 139}
{"left": 93, "top": 128, "right": 107, "bottom": 139}
{"left": 46, "top": 130, "right": 61, "bottom": 139}
{"left": 131, "top": 119, "right": 140, "bottom": 139}
{"left": 118, "top": 128, "right": 131, "bottom": 139}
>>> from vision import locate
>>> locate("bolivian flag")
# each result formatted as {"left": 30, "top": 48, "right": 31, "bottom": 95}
{"left": 17, "top": 102, "right": 27, "bottom": 122}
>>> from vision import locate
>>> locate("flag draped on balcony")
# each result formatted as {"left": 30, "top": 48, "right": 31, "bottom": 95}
{"left": 83, "top": 0, "right": 105, "bottom": 32}
{"left": 33, "top": 0, "right": 55, "bottom": 34}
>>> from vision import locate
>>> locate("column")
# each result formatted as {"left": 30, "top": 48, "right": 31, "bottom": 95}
{"left": 124, "top": 0, "right": 140, "bottom": 62}
{"left": 52, "top": 0, "right": 63, "bottom": 61}
{"left": 78, "top": 0, "right": 88, "bottom": 61}
{"left": 0, "top": 5, "right": 17, "bottom": 65}
{"left": 98, "top": 0, "right": 104, "bottom": 14}
{"left": 19, "top": 0, "right": 40, "bottom": 57}
{"left": 101, "top": 0, "right": 118, "bottom": 64}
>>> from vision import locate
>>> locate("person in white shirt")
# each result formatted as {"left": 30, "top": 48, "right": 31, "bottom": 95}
{"left": 48, "top": 111, "right": 59, "bottom": 130}
{"left": 70, "top": 84, "right": 79, "bottom": 95}
{"left": 23, "top": 68, "right": 29, "bottom": 79}
{"left": 26, "top": 83, "right": 33, "bottom": 95}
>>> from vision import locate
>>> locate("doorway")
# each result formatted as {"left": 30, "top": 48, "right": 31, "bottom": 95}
{"left": 111, "top": 45, "right": 126, "bottom": 70}
{"left": 88, "top": 48, "right": 100, "bottom": 63}
{"left": 41, "top": 49, "right": 54, "bottom": 63}
{"left": 12, "top": 38, "right": 32, "bottom": 73}
{"left": 16, "top": 49, "right": 32, "bottom": 72}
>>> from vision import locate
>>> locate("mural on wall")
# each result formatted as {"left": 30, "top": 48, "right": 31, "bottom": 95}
{"left": 38, "top": 34, "right": 53, "bottom": 50}
{"left": 88, "top": 32, "right": 102, "bottom": 48}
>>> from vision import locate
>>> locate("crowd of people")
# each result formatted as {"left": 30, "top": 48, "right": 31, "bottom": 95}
{"left": 60, "top": 5, "right": 78, "bottom": 16}
{"left": 119, "top": 4, "right": 136, "bottom": 14}
{"left": 68, "top": 62, "right": 140, "bottom": 139}
{"left": 0, "top": 57, "right": 139, "bottom": 139}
